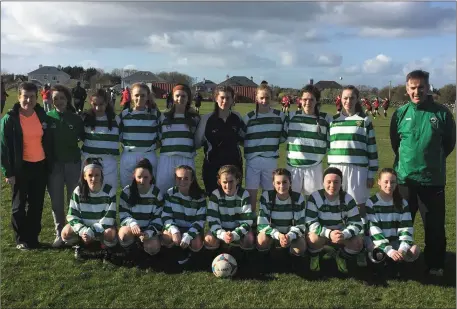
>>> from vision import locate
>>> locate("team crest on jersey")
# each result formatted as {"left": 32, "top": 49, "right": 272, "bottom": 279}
{"left": 50, "top": 123, "right": 57, "bottom": 129}
{"left": 356, "top": 120, "right": 363, "bottom": 127}
{"left": 430, "top": 116, "right": 438, "bottom": 129}
{"left": 68, "top": 124, "right": 74, "bottom": 130}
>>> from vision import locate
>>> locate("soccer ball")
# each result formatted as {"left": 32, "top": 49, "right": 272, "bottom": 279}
{"left": 212, "top": 253, "right": 237, "bottom": 278}
{"left": 339, "top": 77, "right": 343, "bottom": 80}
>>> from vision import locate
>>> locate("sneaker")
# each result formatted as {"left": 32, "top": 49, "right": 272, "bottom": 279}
{"left": 429, "top": 268, "right": 444, "bottom": 277}
{"left": 74, "top": 245, "right": 82, "bottom": 259}
{"left": 356, "top": 252, "right": 368, "bottom": 267}
{"left": 309, "top": 255, "right": 320, "bottom": 272}
{"left": 335, "top": 252, "right": 348, "bottom": 274}
{"left": 16, "top": 243, "right": 30, "bottom": 251}
{"left": 52, "top": 236, "right": 65, "bottom": 248}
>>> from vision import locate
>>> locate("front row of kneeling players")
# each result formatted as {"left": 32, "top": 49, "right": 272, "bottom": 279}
{"left": 63, "top": 157, "right": 419, "bottom": 274}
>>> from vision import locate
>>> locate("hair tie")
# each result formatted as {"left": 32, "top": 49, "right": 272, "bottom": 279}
{"left": 83, "top": 163, "right": 102, "bottom": 173}
{"left": 172, "top": 85, "right": 187, "bottom": 93}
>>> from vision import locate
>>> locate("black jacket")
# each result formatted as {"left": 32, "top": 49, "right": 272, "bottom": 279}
{"left": 0, "top": 103, "right": 54, "bottom": 178}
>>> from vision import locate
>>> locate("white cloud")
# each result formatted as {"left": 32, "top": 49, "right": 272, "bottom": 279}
{"left": 79, "top": 60, "right": 100, "bottom": 69}
{"left": 363, "top": 54, "right": 397, "bottom": 74}
{"left": 280, "top": 52, "right": 295, "bottom": 66}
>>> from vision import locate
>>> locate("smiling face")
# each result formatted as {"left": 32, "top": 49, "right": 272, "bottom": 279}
{"left": 377, "top": 172, "right": 397, "bottom": 197}
{"left": 256, "top": 90, "right": 271, "bottom": 108}
{"left": 216, "top": 91, "right": 233, "bottom": 111}
{"left": 301, "top": 92, "right": 317, "bottom": 115}
{"left": 175, "top": 168, "right": 192, "bottom": 194}
{"left": 406, "top": 78, "right": 429, "bottom": 104}
{"left": 132, "top": 86, "right": 148, "bottom": 110}
{"left": 341, "top": 89, "right": 358, "bottom": 114}
{"left": 52, "top": 90, "right": 67, "bottom": 112}
{"left": 218, "top": 172, "right": 239, "bottom": 196}
{"left": 273, "top": 174, "right": 291, "bottom": 197}
{"left": 323, "top": 173, "right": 341, "bottom": 198}
{"left": 18, "top": 90, "right": 37, "bottom": 112}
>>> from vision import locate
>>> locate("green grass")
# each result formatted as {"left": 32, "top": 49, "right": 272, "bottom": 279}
{"left": 1, "top": 94, "right": 455, "bottom": 308}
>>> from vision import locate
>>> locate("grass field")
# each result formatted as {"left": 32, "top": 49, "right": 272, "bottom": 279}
{"left": 1, "top": 94, "right": 455, "bottom": 308}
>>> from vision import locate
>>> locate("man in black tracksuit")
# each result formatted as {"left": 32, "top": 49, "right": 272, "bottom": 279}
{"left": 195, "top": 108, "right": 244, "bottom": 196}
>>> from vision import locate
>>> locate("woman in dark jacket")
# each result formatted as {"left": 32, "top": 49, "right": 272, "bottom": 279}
{"left": 0, "top": 82, "right": 53, "bottom": 250}
{"left": 194, "top": 85, "right": 244, "bottom": 196}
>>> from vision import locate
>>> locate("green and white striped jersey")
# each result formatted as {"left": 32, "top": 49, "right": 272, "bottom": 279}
{"left": 284, "top": 111, "right": 333, "bottom": 167}
{"left": 119, "top": 184, "right": 164, "bottom": 237}
{"left": 159, "top": 113, "right": 200, "bottom": 158}
{"left": 366, "top": 193, "right": 414, "bottom": 254}
{"left": 327, "top": 113, "right": 378, "bottom": 178}
{"left": 242, "top": 108, "right": 286, "bottom": 160}
{"left": 305, "top": 189, "right": 362, "bottom": 239}
{"left": 119, "top": 108, "right": 161, "bottom": 152}
{"left": 207, "top": 187, "right": 254, "bottom": 240}
{"left": 162, "top": 187, "right": 207, "bottom": 239}
{"left": 82, "top": 115, "right": 120, "bottom": 156}
{"left": 67, "top": 183, "right": 117, "bottom": 236}
{"left": 257, "top": 190, "right": 307, "bottom": 240}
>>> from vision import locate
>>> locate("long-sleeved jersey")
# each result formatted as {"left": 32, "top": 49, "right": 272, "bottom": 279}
{"left": 162, "top": 186, "right": 207, "bottom": 239}
{"left": 327, "top": 113, "right": 379, "bottom": 179}
{"left": 284, "top": 111, "right": 333, "bottom": 167}
{"left": 81, "top": 115, "right": 120, "bottom": 156}
{"left": 207, "top": 187, "right": 254, "bottom": 240}
{"left": 67, "top": 183, "right": 116, "bottom": 237}
{"left": 119, "top": 184, "right": 164, "bottom": 238}
{"left": 257, "top": 190, "right": 306, "bottom": 240}
{"left": 159, "top": 113, "right": 200, "bottom": 158}
{"left": 366, "top": 193, "right": 414, "bottom": 254}
{"left": 305, "top": 189, "right": 362, "bottom": 239}
{"left": 241, "top": 108, "right": 286, "bottom": 160}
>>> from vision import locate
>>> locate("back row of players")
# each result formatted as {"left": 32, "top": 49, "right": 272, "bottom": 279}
{"left": 45, "top": 81, "right": 415, "bottom": 272}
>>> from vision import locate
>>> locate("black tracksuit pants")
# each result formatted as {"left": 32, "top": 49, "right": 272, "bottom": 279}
{"left": 398, "top": 184, "right": 447, "bottom": 270}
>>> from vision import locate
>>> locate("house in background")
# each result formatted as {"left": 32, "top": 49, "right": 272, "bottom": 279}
{"left": 218, "top": 75, "right": 258, "bottom": 103}
{"left": 28, "top": 65, "right": 71, "bottom": 86}
{"left": 121, "top": 71, "right": 176, "bottom": 97}
{"left": 194, "top": 78, "right": 217, "bottom": 93}
{"left": 314, "top": 80, "right": 342, "bottom": 91}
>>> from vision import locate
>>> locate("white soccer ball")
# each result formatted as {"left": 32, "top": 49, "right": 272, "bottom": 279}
{"left": 212, "top": 253, "right": 237, "bottom": 278}
{"left": 339, "top": 76, "right": 343, "bottom": 80}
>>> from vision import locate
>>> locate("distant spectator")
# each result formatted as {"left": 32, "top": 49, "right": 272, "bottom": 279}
{"left": 72, "top": 82, "right": 87, "bottom": 114}
{"left": 1, "top": 81, "right": 9, "bottom": 113}
{"left": 121, "top": 87, "right": 131, "bottom": 110}
{"left": 41, "top": 84, "right": 52, "bottom": 113}
{"left": 194, "top": 91, "right": 202, "bottom": 114}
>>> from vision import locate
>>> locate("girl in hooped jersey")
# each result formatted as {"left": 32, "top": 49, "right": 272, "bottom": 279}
{"left": 155, "top": 84, "right": 200, "bottom": 194}
{"left": 81, "top": 89, "right": 120, "bottom": 192}
{"left": 204, "top": 165, "right": 255, "bottom": 251}
{"left": 242, "top": 83, "right": 286, "bottom": 212}
{"left": 305, "top": 167, "right": 363, "bottom": 274}
{"left": 118, "top": 83, "right": 161, "bottom": 189}
{"left": 365, "top": 168, "right": 420, "bottom": 266}
{"left": 328, "top": 86, "right": 378, "bottom": 216}
{"left": 118, "top": 159, "right": 164, "bottom": 262}
{"left": 257, "top": 168, "right": 307, "bottom": 257}
{"left": 62, "top": 158, "right": 118, "bottom": 258}
{"left": 161, "top": 165, "right": 206, "bottom": 263}
{"left": 284, "top": 84, "right": 333, "bottom": 196}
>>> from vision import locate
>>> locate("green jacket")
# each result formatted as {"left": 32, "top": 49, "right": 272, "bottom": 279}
{"left": 47, "top": 109, "right": 84, "bottom": 163}
{"left": 390, "top": 99, "right": 456, "bottom": 186}
{"left": 1, "top": 103, "right": 54, "bottom": 178}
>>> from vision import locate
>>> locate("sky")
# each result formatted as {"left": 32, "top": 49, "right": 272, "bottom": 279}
{"left": 1, "top": 1, "right": 455, "bottom": 89}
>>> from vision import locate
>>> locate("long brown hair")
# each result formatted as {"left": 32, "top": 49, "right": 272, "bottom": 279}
{"left": 341, "top": 85, "right": 366, "bottom": 117}
{"left": 213, "top": 85, "right": 235, "bottom": 117}
{"left": 130, "top": 82, "right": 157, "bottom": 110}
{"left": 301, "top": 84, "right": 322, "bottom": 133}
{"left": 175, "top": 165, "right": 205, "bottom": 199}
{"left": 82, "top": 89, "right": 116, "bottom": 131}
{"left": 51, "top": 84, "right": 76, "bottom": 113}
{"left": 164, "top": 83, "right": 199, "bottom": 130}
{"left": 216, "top": 165, "right": 242, "bottom": 196}
{"left": 78, "top": 158, "right": 104, "bottom": 203}
{"left": 271, "top": 168, "right": 296, "bottom": 226}
{"left": 255, "top": 84, "right": 272, "bottom": 118}
{"left": 127, "top": 158, "right": 155, "bottom": 206}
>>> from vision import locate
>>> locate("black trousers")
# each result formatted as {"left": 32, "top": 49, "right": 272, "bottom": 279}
{"left": 1, "top": 100, "right": 5, "bottom": 113}
{"left": 11, "top": 160, "right": 47, "bottom": 245}
{"left": 398, "top": 184, "right": 447, "bottom": 269}
{"left": 202, "top": 160, "right": 242, "bottom": 196}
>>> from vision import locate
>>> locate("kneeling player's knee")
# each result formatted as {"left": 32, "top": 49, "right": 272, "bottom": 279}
{"left": 104, "top": 228, "right": 117, "bottom": 242}
{"left": 204, "top": 233, "right": 219, "bottom": 249}
{"left": 144, "top": 239, "right": 161, "bottom": 255}
{"left": 190, "top": 236, "right": 203, "bottom": 252}
{"left": 290, "top": 238, "right": 307, "bottom": 256}
{"left": 347, "top": 236, "right": 363, "bottom": 252}
{"left": 306, "top": 233, "right": 325, "bottom": 249}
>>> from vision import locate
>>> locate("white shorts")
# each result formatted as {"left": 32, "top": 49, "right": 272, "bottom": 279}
{"left": 245, "top": 157, "right": 277, "bottom": 191}
{"left": 329, "top": 164, "right": 369, "bottom": 204}
{"left": 155, "top": 155, "right": 195, "bottom": 194}
{"left": 82, "top": 153, "right": 118, "bottom": 192}
{"left": 287, "top": 163, "right": 324, "bottom": 196}
{"left": 120, "top": 151, "right": 158, "bottom": 189}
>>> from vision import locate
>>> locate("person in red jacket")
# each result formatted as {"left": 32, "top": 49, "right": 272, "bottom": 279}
{"left": 362, "top": 97, "right": 373, "bottom": 117}
{"left": 281, "top": 95, "right": 290, "bottom": 113}
{"left": 295, "top": 95, "right": 302, "bottom": 111}
{"left": 372, "top": 97, "right": 380, "bottom": 118}
{"left": 41, "top": 84, "right": 52, "bottom": 113}
{"left": 120, "top": 87, "right": 131, "bottom": 110}
{"left": 381, "top": 97, "right": 390, "bottom": 118}
{"left": 335, "top": 95, "right": 342, "bottom": 113}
